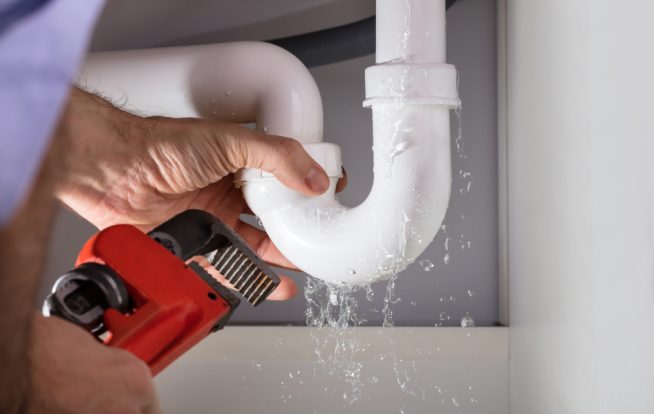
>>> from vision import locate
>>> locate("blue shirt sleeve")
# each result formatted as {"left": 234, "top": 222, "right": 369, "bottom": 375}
{"left": 0, "top": 0, "right": 51, "bottom": 34}
{"left": 0, "top": 0, "right": 104, "bottom": 225}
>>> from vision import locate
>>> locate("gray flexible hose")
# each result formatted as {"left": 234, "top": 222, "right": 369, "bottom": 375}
{"left": 269, "top": 0, "right": 459, "bottom": 68}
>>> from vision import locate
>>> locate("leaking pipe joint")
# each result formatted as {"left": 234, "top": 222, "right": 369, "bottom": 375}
{"left": 81, "top": 0, "right": 459, "bottom": 285}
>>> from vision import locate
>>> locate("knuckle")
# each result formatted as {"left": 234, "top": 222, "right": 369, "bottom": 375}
{"left": 217, "top": 126, "right": 249, "bottom": 171}
{"left": 273, "top": 138, "right": 303, "bottom": 170}
{"left": 278, "top": 137, "right": 302, "bottom": 157}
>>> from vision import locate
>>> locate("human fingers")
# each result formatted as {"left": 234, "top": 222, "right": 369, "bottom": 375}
{"left": 233, "top": 220, "right": 298, "bottom": 270}
{"left": 215, "top": 124, "right": 330, "bottom": 195}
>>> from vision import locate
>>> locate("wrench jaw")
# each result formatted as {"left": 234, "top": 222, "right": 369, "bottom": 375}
{"left": 148, "top": 210, "right": 281, "bottom": 306}
{"left": 186, "top": 261, "right": 240, "bottom": 332}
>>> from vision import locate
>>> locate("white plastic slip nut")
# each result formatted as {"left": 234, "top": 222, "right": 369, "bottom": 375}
{"left": 235, "top": 142, "right": 342, "bottom": 183}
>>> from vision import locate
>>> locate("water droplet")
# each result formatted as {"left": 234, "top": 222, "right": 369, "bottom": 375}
{"left": 452, "top": 397, "right": 459, "bottom": 408}
{"left": 348, "top": 268, "right": 356, "bottom": 275}
{"left": 263, "top": 126, "right": 269, "bottom": 133}
{"left": 410, "top": 301, "right": 416, "bottom": 306}
{"left": 329, "top": 292, "right": 338, "bottom": 306}
{"left": 225, "top": 91, "right": 231, "bottom": 96}
{"left": 461, "top": 314, "right": 475, "bottom": 328}
{"left": 467, "top": 289, "right": 475, "bottom": 297}
{"left": 365, "top": 285, "right": 374, "bottom": 301}
{"left": 418, "top": 259, "right": 434, "bottom": 271}
{"left": 443, "top": 253, "right": 450, "bottom": 265}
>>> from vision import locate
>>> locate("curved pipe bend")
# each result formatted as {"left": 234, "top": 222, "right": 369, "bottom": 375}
{"left": 81, "top": 41, "right": 323, "bottom": 143}
{"left": 241, "top": 104, "right": 452, "bottom": 285}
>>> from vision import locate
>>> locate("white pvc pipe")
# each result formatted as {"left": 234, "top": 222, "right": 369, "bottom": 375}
{"left": 80, "top": 0, "right": 458, "bottom": 285}
{"left": 81, "top": 42, "right": 323, "bottom": 143}
{"left": 376, "top": 0, "right": 446, "bottom": 64}
{"left": 242, "top": 105, "right": 451, "bottom": 284}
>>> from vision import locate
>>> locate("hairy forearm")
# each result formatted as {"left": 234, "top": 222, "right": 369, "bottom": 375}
{"left": 56, "top": 88, "right": 153, "bottom": 228}
{"left": 0, "top": 99, "right": 69, "bottom": 412}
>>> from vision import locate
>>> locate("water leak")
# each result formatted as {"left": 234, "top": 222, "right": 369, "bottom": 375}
{"left": 460, "top": 314, "right": 475, "bottom": 328}
{"left": 418, "top": 258, "right": 434, "bottom": 271}
{"left": 304, "top": 277, "right": 366, "bottom": 403}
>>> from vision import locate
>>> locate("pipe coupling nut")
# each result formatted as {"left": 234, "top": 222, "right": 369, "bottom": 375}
{"left": 235, "top": 142, "right": 342, "bottom": 184}
{"left": 363, "top": 63, "right": 460, "bottom": 108}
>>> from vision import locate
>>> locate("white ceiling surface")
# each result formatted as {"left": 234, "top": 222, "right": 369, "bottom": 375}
{"left": 90, "top": 0, "right": 375, "bottom": 52}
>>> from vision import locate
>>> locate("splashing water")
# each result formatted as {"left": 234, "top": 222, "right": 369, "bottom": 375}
{"left": 460, "top": 314, "right": 475, "bottom": 328}
{"left": 304, "top": 277, "right": 366, "bottom": 403}
{"left": 443, "top": 253, "right": 450, "bottom": 265}
{"left": 418, "top": 258, "right": 435, "bottom": 272}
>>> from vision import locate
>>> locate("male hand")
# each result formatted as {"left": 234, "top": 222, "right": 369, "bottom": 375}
{"left": 28, "top": 315, "right": 160, "bottom": 414}
{"left": 58, "top": 89, "right": 345, "bottom": 300}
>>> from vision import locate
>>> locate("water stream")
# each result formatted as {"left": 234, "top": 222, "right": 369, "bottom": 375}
{"left": 296, "top": 105, "right": 476, "bottom": 410}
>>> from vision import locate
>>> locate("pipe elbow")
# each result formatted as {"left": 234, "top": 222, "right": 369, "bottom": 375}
{"left": 242, "top": 105, "right": 453, "bottom": 285}
{"left": 188, "top": 42, "right": 324, "bottom": 143}
{"left": 81, "top": 42, "right": 323, "bottom": 143}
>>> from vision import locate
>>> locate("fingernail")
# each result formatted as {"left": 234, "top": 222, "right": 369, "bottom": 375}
{"left": 305, "top": 166, "right": 330, "bottom": 194}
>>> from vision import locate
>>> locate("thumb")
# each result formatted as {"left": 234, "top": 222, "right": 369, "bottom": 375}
{"left": 226, "top": 126, "right": 330, "bottom": 195}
